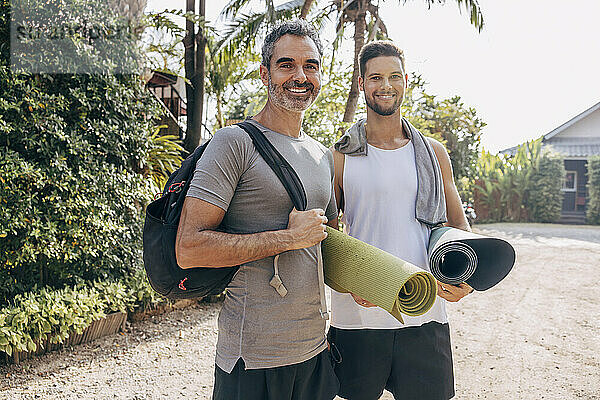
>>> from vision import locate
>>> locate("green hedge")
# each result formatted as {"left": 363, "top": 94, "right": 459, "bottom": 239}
{"left": 0, "top": 269, "right": 167, "bottom": 357}
{"left": 526, "top": 153, "right": 564, "bottom": 223}
{"left": 0, "top": 2, "right": 162, "bottom": 304}
{"left": 586, "top": 156, "right": 600, "bottom": 224}
{"left": 474, "top": 141, "right": 564, "bottom": 223}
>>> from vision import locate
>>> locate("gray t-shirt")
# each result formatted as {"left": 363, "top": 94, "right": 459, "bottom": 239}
{"left": 187, "top": 120, "right": 337, "bottom": 372}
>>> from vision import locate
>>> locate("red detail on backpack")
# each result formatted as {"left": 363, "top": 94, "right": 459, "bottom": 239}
{"left": 168, "top": 181, "right": 185, "bottom": 193}
{"left": 178, "top": 277, "right": 188, "bottom": 291}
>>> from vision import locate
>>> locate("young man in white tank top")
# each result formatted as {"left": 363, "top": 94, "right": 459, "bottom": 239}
{"left": 329, "top": 41, "right": 473, "bottom": 400}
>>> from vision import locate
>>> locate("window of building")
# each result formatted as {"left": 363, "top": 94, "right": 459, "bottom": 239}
{"left": 562, "top": 171, "right": 577, "bottom": 192}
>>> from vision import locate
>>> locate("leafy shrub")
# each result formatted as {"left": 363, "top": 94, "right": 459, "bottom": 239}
{"left": 146, "top": 125, "right": 185, "bottom": 192}
{"left": 0, "top": 2, "right": 163, "bottom": 305}
{"left": 586, "top": 156, "right": 600, "bottom": 224}
{"left": 473, "top": 140, "right": 563, "bottom": 223}
{"left": 125, "top": 267, "right": 169, "bottom": 312}
{"left": 0, "top": 269, "right": 168, "bottom": 357}
{"left": 526, "top": 153, "right": 564, "bottom": 223}
{"left": 0, "top": 69, "right": 162, "bottom": 305}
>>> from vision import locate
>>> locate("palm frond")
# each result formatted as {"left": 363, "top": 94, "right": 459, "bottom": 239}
{"left": 274, "top": 0, "right": 305, "bottom": 16}
{"left": 218, "top": 12, "right": 267, "bottom": 58}
{"left": 454, "top": 0, "right": 484, "bottom": 32}
{"left": 310, "top": 2, "right": 336, "bottom": 31}
{"left": 217, "top": 0, "right": 304, "bottom": 58}
{"left": 266, "top": 0, "right": 276, "bottom": 24}
{"left": 147, "top": 126, "right": 185, "bottom": 190}
{"left": 413, "top": 0, "right": 484, "bottom": 31}
{"left": 221, "top": 0, "right": 251, "bottom": 19}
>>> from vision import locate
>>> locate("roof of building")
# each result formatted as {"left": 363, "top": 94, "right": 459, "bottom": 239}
{"left": 500, "top": 101, "right": 600, "bottom": 157}
{"left": 543, "top": 137, "right": 600, "bottom": 157}
{"left": 501, "top": 137, "right": 600, "bottom": 158}
{"left": 543, "top": 101, "right": 600, "bottom": 141}
{"left": 498, "top": 145, "right": 519, "bottom": 156}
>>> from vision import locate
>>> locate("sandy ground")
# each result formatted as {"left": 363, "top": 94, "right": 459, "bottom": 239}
{"left": 1, "top": 223, "right": 599, "bottom": 400}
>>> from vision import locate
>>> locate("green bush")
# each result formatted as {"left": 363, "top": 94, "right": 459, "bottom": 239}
{"left": 586, "top": 156, "right": 600, "bottom": 224}
{"left": 473, "top": 140, "right": 563, "bottom": 223}
{"left": 0, "top": 70, "right": 161, "bottom": 305}
{"left": 0, "top": 269, "right": 168, "bottom": 357}
{"left": 0, "top": 2, "right": 162, "bottom": 305}
{"left": 526, "top": 153, "right": 564, "bottom": 223}
{"left": 474, "top": 141, "right": 538, "bottom": 222}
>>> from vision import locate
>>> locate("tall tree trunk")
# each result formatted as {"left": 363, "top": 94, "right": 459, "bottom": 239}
{"left": 342, "top": 0, "right": 366, "bottom": 123}
{"left": 300, "top": 0, "right": 315, "bottom": 19}
{"left": 216, "top": 95, "right": 224, "bottom": 129}
{"left": 187, "top": 0, "right": 206, "bottom": 151}
{"left": 183, "top": 0, "right": 196, "bottom": 152}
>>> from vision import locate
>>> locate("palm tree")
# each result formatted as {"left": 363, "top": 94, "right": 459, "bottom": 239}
{"left": 182, "top": 0, "right": 207, "bottom": 152}
{"left": 205, "top": 32, "right": 260, "bottom": 129}
{"left": 220, "top": 0, "right": 484, "bottom": 124}
{"left": 298, "top": 0, "right": 484, "bottom": 123}
{"left": 217, "top": 0, "right": 306, "bottom": 59}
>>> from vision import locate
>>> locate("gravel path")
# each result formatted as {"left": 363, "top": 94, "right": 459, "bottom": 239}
{"left": 1, "top": 223, "right": 599, "bottom": 399}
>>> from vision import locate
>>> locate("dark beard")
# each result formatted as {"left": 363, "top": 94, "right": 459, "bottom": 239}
{"left": 365, "top": 94, "right": 402, "bottom": 116}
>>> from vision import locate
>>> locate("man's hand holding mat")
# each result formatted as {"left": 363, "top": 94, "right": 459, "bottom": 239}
{"left": 321, "top": 227, "right": 437, "bottom": 323}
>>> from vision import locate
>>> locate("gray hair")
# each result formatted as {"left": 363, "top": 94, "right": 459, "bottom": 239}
{"left": 261, "top": 20, "right": 323, "bottom": 70}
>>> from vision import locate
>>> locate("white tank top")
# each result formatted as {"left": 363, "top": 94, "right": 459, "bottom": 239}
{"left": 330, "top": 142, "right": 448, "bottom": 329}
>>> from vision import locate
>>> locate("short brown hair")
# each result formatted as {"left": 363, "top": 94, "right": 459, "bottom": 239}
{"left": 359, "top": 41, "right": 405, "bottom": 77}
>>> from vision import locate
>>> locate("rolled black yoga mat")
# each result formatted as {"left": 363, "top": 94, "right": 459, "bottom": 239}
{"left": 428, "top": 227, "right": 516, "bottom": 291}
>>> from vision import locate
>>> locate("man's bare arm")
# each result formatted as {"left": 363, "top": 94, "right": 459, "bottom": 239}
{"left": 428, "top": 138, "right": 474, "bottom": 301}
{"left": 175, "top": 197, "right": 328, "bottom": 269}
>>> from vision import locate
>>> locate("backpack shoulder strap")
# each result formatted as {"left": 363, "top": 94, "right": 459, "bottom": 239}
{"left": 236, "top": 121, "right": 307, "bottom": 212}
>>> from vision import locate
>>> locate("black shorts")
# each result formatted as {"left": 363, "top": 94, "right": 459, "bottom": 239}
{"left": 328, "top": 322, "right": 454, "bottom": 400}
{"left": 212, "top": 350, "right": 339, "bottom": 400}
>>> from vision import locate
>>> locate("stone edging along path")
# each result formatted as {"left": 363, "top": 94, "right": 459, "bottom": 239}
{"left": 1, "top": 298, "right": 208, "bottom": 366}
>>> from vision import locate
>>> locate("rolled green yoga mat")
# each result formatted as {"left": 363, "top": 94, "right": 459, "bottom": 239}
{"left": 428, "top": 227, "right": 516, "bottom": 291}
{"left": 321, "top": 227, "right": 437, "bottom": 324}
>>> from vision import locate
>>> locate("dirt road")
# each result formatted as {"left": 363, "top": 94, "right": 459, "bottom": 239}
{"left": 1, "top": 223, "right": 599, "bottom": 399}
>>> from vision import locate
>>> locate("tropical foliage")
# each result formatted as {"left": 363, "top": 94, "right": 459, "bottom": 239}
{"left": 217, "top": 0, "right": 307, "bottom": 58}
{"left": 205, "top": 34, "right": 261, "bottom": 130}
{"left": 402, "top": 74, "right": 484, "bottom": 183}
{"left": 586, "top": 156, "right": 600, "bottom": 224}
{"left": 301, "top": 0, "right": 484, "bottom": 122}
{"left": 146, "top": 125, "right": 185, "bottom": 192}
{"left": 215, "top": 0, "right": 484, "bottom": 124}
{"left": 0, "top": 1, "right": 162, "bottom": 305}
{"left": 473, "top": 140, "right": 564, "bottom": 223}
{"left": 0, "top": 268, "right": 168, "bottom": 358}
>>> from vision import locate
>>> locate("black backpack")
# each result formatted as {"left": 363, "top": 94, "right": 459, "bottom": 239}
{"left": 142, "top": 121, "right": 307, "bottom": 299}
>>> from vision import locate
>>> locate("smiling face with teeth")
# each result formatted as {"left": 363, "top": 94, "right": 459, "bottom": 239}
{"left": 260, "top": 34, "right": 322, "bottom": 113}
{"left": 359, "top": 55, "right": 407, "bottom": 117}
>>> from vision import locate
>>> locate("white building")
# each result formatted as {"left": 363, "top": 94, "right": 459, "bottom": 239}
{"left": 502, "top": 101, "right": 600, "bottom": 224}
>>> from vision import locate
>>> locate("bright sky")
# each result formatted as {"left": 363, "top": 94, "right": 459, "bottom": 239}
{"left": 147, "top": 0, "right": 600, "bottom": 153}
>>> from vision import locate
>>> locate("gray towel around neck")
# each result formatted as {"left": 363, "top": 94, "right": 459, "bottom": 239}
{"left": 334, "top": 117, "right": 447, "bottom": 227}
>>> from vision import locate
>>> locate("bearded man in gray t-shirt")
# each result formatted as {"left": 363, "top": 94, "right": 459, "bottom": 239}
{"left": 175, "top": 20, "right": 339, "bottom": 400}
